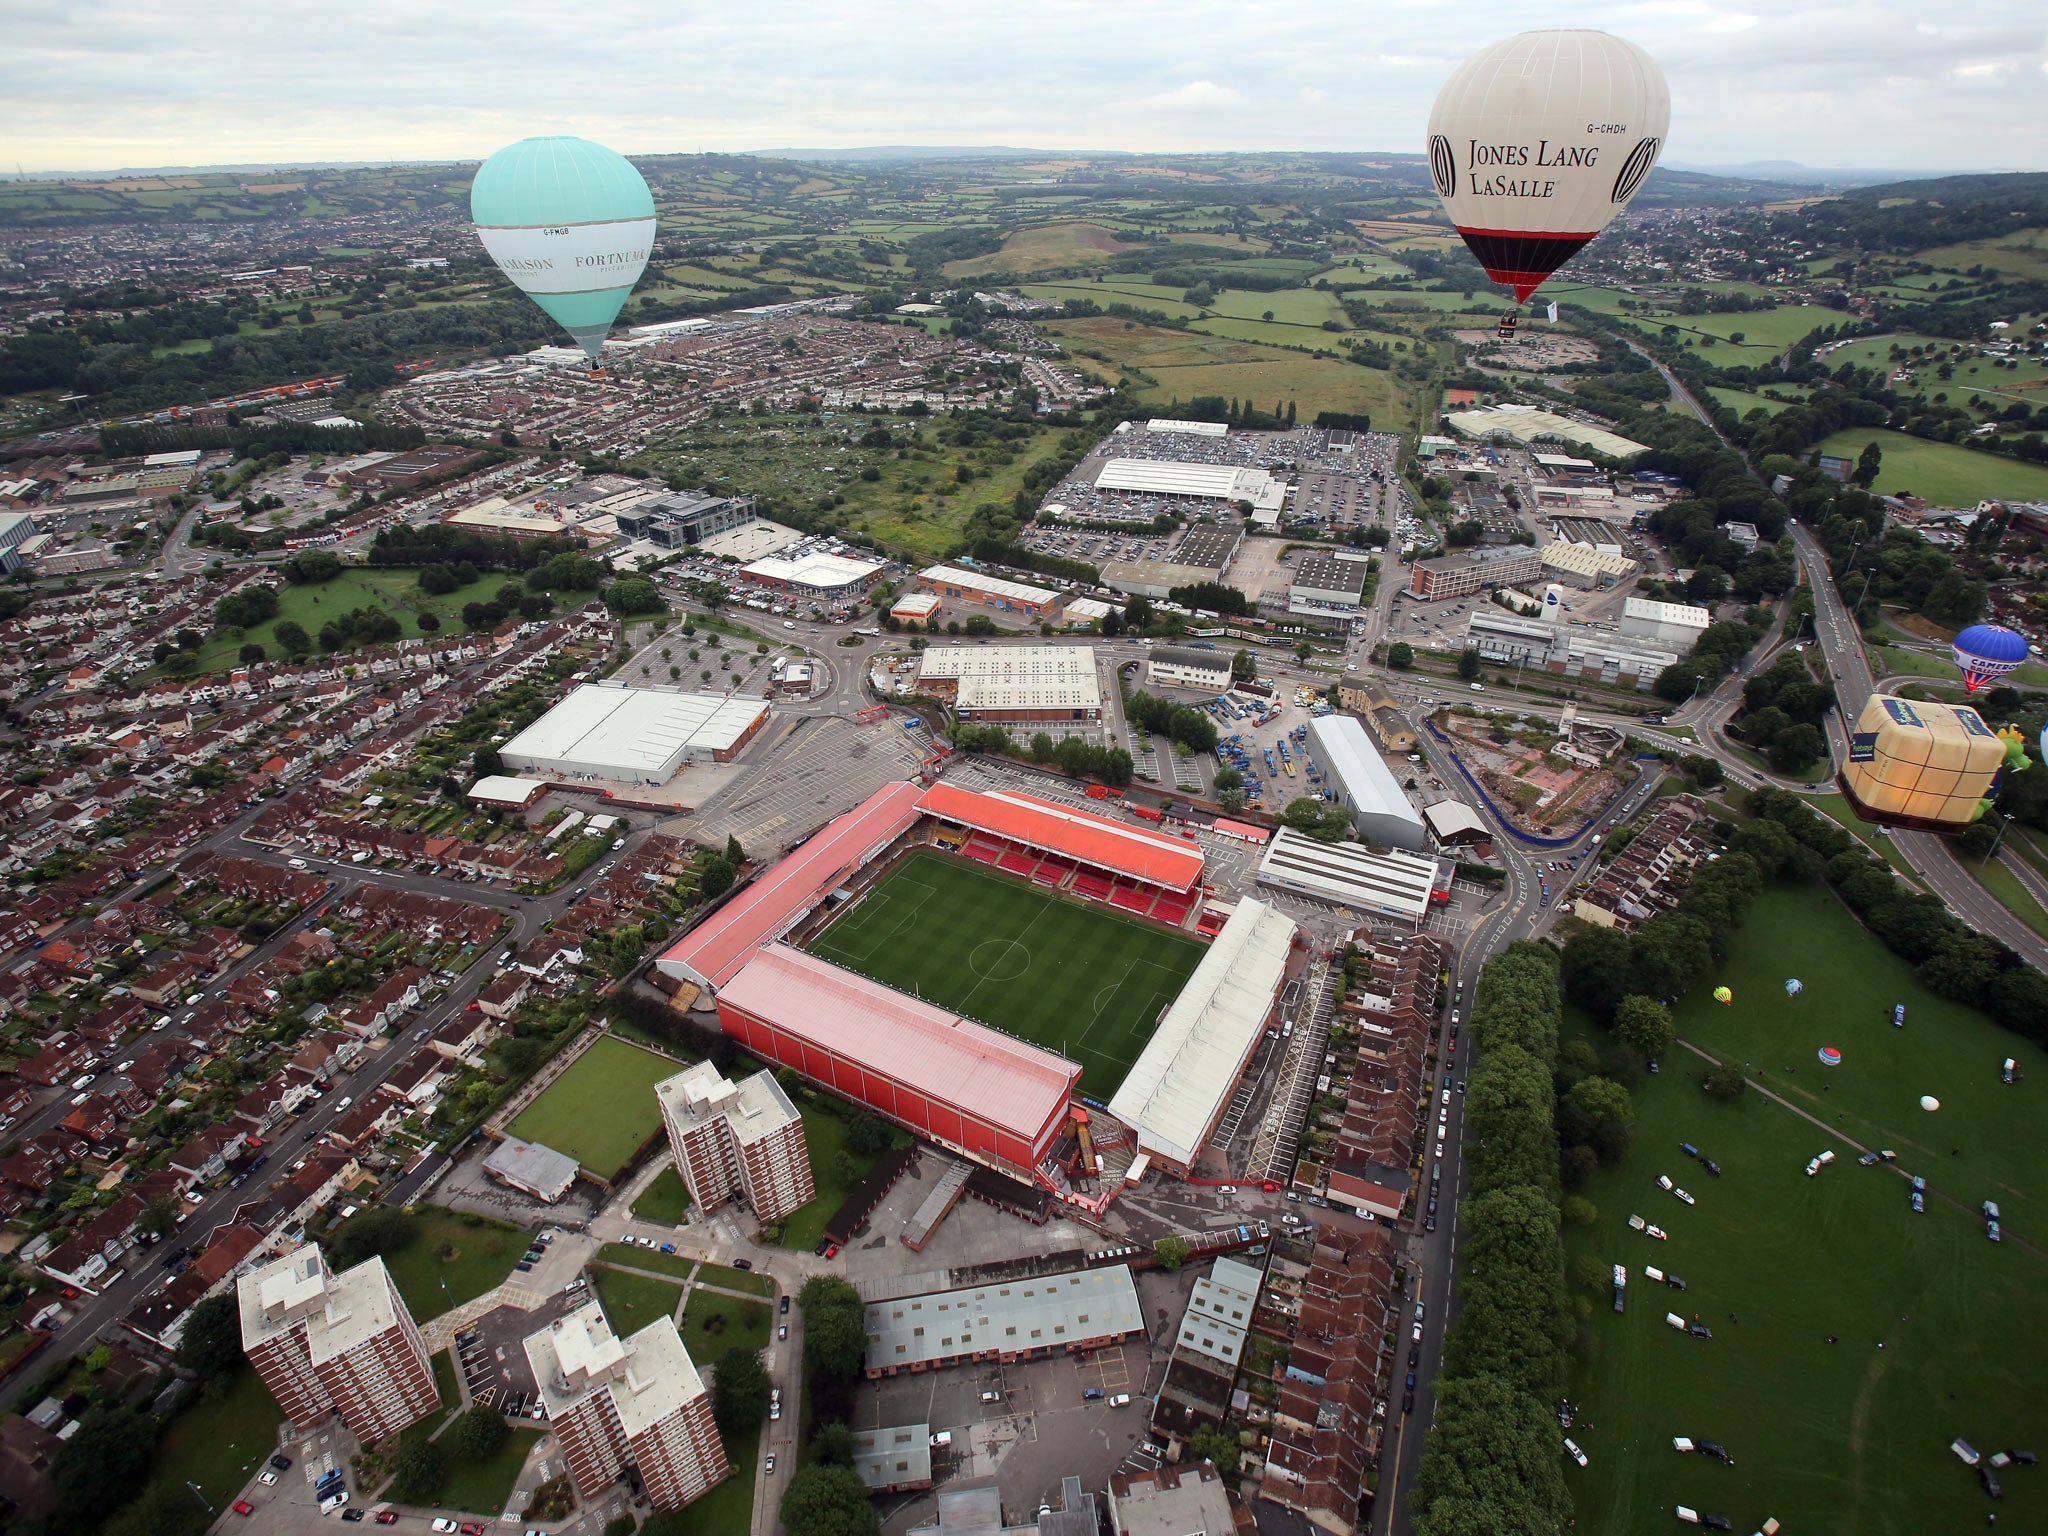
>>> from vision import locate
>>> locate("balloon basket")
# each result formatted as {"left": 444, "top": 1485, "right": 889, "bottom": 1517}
{"left": 1495, "top": 310, "right": 1521, "bottom": 343}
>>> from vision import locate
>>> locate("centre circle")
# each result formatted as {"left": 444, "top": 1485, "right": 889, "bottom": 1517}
{"left": 968, "top": 939, "right": 1030, "bottom": 982}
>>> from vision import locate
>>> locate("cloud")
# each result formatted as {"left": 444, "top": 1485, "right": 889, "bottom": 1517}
{"left": 1137, "top": 81, "right": 1248, "bottom": 113}
{"left": 1, "top": 0, "right": 2043, "bottom": 172}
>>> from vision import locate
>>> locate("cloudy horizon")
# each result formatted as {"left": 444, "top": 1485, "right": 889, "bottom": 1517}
{"left": 8, "top": 0, "right": 2045, "bottom": 176}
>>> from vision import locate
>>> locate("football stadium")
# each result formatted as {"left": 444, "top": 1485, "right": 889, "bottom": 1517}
{"left": 654, "top": 779, "right": 1299, "bottom": 1197}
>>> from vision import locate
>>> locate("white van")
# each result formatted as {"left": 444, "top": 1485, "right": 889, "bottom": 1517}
{"left": 288, "top": 857, "right": 309, "bottom": 871}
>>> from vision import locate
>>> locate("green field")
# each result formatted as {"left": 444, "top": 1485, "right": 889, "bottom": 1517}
{"left": 434, "top": 1427, "right": 542, "bottom": 1517}
{"left": 683, "top": 1287, "right": 774, "bottom": 1363}
{"left": 340, "top": 1209, "right": 531, "bottom": 1322}
{"left": 775, "top": 1102, "right": 890, "bottom": 1252}
{"left": 805, "top": 848, "right": 1205, "bottom": 1093}
{"left": 593, "top": 1267, "right": 685, "bottom": 1334}
{"left": 1561, "top": 884, "right": 2048, "bottom": 1535}
{"left": 507, "top": 1035, "right": 681, "bottom": 1179}
{"left": 148, "top": 1366, "right": 284, "bottom": 1509}
{"left": 182, "top": 567, "right": 492, "bottom": 675}
{"left": 1814, "top": 428, "right": 2048, "bottom": 507}
{"left": 631, "top": 1166, "right": 694, "bottom": 1225}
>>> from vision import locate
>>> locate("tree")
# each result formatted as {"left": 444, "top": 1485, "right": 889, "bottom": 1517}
{"left": 1188, "top": 1423, "right": 1241, "bottom": 1474}
{"left": 176, "top": 1292, "right": 244, "bottom": 1379}
{"left": 1230, "top": 647, "right": 1257, "bottom": 683}
{"left": 452, "top": 1404, "right": 509, "bottom": 1460}
{"left": 1560, "top": 1195, "right": 1598, "bottom": 1227}
{"left": 473, "top": 746, "right": 504, "bottom": 779}
{"left": 1767, "top": 722, "right": 1824, "bottom": 774}
{"left": 138, "top": 1189, "right": 182, "bottom": 1240}
{"left": 812, "top": 1420, "right": 858, "bottom": 1467}
{"left": 1678, "top": 753, "right": 1722, "bottom": 787}
{"left": 1703, "top": 1063, "right": 1747, "bottom": 1100}
{"left": 725, "top": 834, "right": 746, "bottom": 865}
{"left": 1387, "top": 641, "right": 1415, "bottom": 670}
{"left": 327, "top": 1205, "right": 415, "bottom": 1271}
{"left": 101, "top": 1484, "right": 212, "bottom": 1536}
{"left": 52, "top": 1405, "right": 155, "bottom": 1529}
{"left": 1153, "top": 1235, "right": 1192, "bottom": 1271}
{"left": 602, "top": 577, "right": 666, "bottom": 615}
{"left": 273, "top": 619, "right": 312, "bottom": 655}
{"left": 286, "top": 550, "right": 343, "bottom": 583}
{"left": 698, "top": 852, "right": 736, "bottom": 900}
{"left": 1560, "top": 927, "right": 1634, "bottom": 1022}
{"left": 390, "top": 1441, "right": 446, "bottom": 1502}
{"left": 1457, "top": 646, "right": 1482, "bottom": 681}
{"left": 845, "top": 1110, "right": 890, "bottom": 1156}
{"left": 799, "top": 1275, "right": 870, "bottom": 1379}
{"left": 1852, "top": 440, "right": 1882, "bottom": 487}
{"left": 239, "top": 642, "right": 267, "bottom": 664}
{"left": 711, "top": 1347, "right": 772, "bottom": 1434}
{"left": 1630, "top": 911, "right": 1714, "bottom": 1000}
{"left": 1613, "top": 996, "right": 1675, "bottom": 1059}
{"left": 781, "top": 1465, "right": 881, "bottom": 1536}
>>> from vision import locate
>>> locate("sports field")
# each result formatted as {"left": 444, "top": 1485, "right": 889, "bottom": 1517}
{"left": 1560, "top": 884, "right": 2048, "bottom": 1534}
{"left": 506, "top": 1035, "right": 679, "bottom": 1179}
{"left": 805, "top": 849, "right": 1205, "bottom": 1094}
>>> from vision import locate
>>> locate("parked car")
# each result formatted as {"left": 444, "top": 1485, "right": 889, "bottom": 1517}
{"left": 269, "top": 1455, "right": 293, "bottom": 1472}
{"left": 233, "top": 1502, "right": 255, "bottom": 1517}
{"left": 376, "top": 1514, "right": 399, "bottom": 1525}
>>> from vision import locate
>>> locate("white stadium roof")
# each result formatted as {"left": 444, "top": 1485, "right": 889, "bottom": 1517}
{"left": 500, "top": 684, "right": 768, "bottom": 784}
{"left": 1108, "top": 897, "right": 1296, "bottom": 1169}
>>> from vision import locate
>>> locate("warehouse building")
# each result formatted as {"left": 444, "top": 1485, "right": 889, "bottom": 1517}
{"left": 466, "top": 774, "right": 549, "bottom": 810}
{"left": 862, "top": 1264, "right": 1144, "bottom": 1377}
{"left": 914, "top": 645, "right": 1101, "bottom": 722}
{"left": 1102, "top": 559, "right": 1223, "bottom": 600}
{"left": 1154, "top": 1256, "right": 1265, "bottom": 1436}
{"left": 614, "top": 490, "right": 757, "bottom": 548}
{"left": 890, "top": 591, "right": 944, "bottom": 625}
{"left": 1464, "top": 612, "right": 1677, "bottom": 691}
{"left": 1145, "top": 418, "right": 1228, "bottom": 437}
{"left": 1619, "top": 596, "right": 1711, "bottom": 650}
{"left": 851, "top": 1425, "right": 934, "bottom": 1494}
{"left": 741, "top": 549, "right": 886, "bottom": 601}
{"left": 1408, "top": 543, "right": 1543, "bottom": 602}
{"left": 716, "top": 943, "right": 1082, "bottom": 1181}
{"left": 0, "top": 513, "right": 38, "bottom": 573}
{"left": 655, "top": 781, "right": 924, "bottom": 994}
{"left": 1445, "top": 403, "right": 1649, "bottom": 459}
{"left": 500, "top": 684, "right": 770, "bottom": 784}
{"left": 1288, "top": 552, "right": 1374, "bottom": 619}
{"left": 1304, "top": 715, "right": 1428, "bottom": 851}
{"left": 917, "top": 564, "right": 1063, "bottom": 618}
{"left": 1093, "top": 459, "right": 1287, "bottom": 516}
{"left": 1147, "top": 647, "right": 1233, "bottom": 692}
{"left": 1255, "top": 829, "right": 1443, "bottom": 926}
{"left": 1540, "top": 539, "right": 1637, "bottom": 590}
{"left": 1108, "top": 899, "right": 1296, "bottom": 1177}
{"left": 1175, "top": 523, "right": 1243, "bottom": 571}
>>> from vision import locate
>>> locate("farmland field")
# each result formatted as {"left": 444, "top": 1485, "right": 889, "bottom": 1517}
{"left": 1560, "top": 884, "right": 2048, "bottom": 1535}
{"left": 943, "top": 221, "right": 1136, "bottom": 276}
{"left": 506, "top": 1035, "right": 680, "bottom": 1179}
{"left": 1813, "top": 428, "right": 2048, "bottom": 507}
{"left": 805, "top": 848, "right": 1205, "bottom": 1095}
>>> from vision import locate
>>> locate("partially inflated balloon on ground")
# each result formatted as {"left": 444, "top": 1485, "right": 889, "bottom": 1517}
{"left": 1425, "top": 31, "right": 1670, "bottom": 303}
{"left": 1712, "top": 986, "right": 1732, "bottom": 1005}
{"left": 471, "top": 136, "right": 656, "bottom": 363}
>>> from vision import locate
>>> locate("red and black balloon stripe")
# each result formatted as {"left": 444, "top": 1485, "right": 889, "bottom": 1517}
{"left": 1452, "top": 228, "right": 1596, "bottom": 301}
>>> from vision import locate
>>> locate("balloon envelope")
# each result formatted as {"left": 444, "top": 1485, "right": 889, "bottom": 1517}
{"left": 1920, "top": 1095, "right": 1941, "bottom": 1111}
{"left": 1818, "top": 1047, "right": 1842, "bottom": 1066}
{"left": 1426, "top": 31, "right": 1670, "bottom": 302}
{"left": 472, "top": 136, "right": 656, "bottom": 361}
{"left": 1951, "top": 624, "right": 2029, "bottom": 692}
{"left": 1712, "top": 986, "right": 1732, "bottom": 1003}
{"left": 1785, "top": 978, "right": 1804, "bottom": 995}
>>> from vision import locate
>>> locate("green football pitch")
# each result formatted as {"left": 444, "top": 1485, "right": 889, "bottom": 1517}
{"left": 805, "top": 849, "right": 1206, "bottom": 1095}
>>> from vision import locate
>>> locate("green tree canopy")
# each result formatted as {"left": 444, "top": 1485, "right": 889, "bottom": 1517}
{"left": 176, "top": 1293, "right": 245, "bottom": 1379}
{"left": 780, "top": 1464, "right": 881, "bottom": 1536}
{"left": 711, "top": 1347, "right": 772, "bottom": 1435}
{"left": 1612, "top": 995, "right": 1675, "bottom": 1059}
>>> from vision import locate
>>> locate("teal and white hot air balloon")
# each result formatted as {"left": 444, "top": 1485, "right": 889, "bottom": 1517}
{"left": 471, "top": 136, "right": 656, "bottom": 365}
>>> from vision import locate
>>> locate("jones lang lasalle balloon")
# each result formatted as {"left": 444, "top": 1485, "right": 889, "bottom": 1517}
{"left": 471, "top": 136, "right": 657, "bottom": 363}
{"left": 1426, "top": 31, "right": 1670, "bottom": 302}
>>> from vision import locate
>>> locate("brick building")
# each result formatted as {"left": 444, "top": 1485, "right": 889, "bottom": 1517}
{"left": 525, "top": 1301, "right": 728, "bottom": 1512}
{"left": 656, "top": 1063, "right": 814, "bottom": 1226}
{"left": 237, "top": 1248, "right": 440, "bottom": 1441}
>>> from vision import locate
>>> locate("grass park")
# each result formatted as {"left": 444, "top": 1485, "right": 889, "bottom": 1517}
{"left": 1560, "top": 884, "right": 2048, "bottom": 1534}
{"left": 329, "top": 1208, "right": 531, "bottom": 1321}
{"left": 506, "top": 1035, "right": 681, "bottom": 1180}
{"left": 805, "top": 849, "right": 1206, "bottom": 1095}
{"left": 592, "top": 1267, "right": 685, "bottom": 1335}
{"left": 631, "top": 1166, "right": 694, "bottom": 1226}
{"left": 1813, "top": 428, "right": 2048, "bottom": 508}
{"left": 182, "top": 568, "right": 490, "bottom": 675}
{"left": 147, "top": 1366, "right": 284, "bottom": 1510}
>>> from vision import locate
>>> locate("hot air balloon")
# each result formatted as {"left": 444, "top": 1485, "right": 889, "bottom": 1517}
{"left": 1818, "top": 1047, "right": 1842, "bottom": 1067}
{"left": 471, "top": 136, "right": 656, "bottom": 366}
{"left": 1712, "top": 986, "right": 1732, "bottom": 1006}
{"left": 1919, "top": 1095, "right": 1941, "bottom": 1112}
{"left": 1426, "top": 31, "right": 1669, "bottom": 340}
{"left": 1839, "top": 695, "right": 2007, "bottom": 832}
{"left": 1951, "top": 624, "right": 2029, "bottom": 692}
{"left": 1785, "top": 978, "right": 1803, "bottom": 997}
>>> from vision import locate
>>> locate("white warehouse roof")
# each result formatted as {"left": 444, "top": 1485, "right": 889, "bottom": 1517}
{"left": 500, "top": 683, "right": 768, "bottom": 784}
{"left": 1093, "top": 460, "right": 1287, "bottom": 513}
{"left": 1621, "top": 596, "right": 1711, "bottom": 632}
{"left": 1146, "top": 419, "right": 1228, "bottom": 436}
{"left": 1256, "top": 828, "right": 1441, "bottom": 924}
{"left": 1307, "top": 714, "right": 1427, "bottom": 846}
{"left": 1108, "top": 897, "right": 1295, "bottom": 1169}
{"left": 919, "top": 564, "right": 1060, "bottom": 607}
{"left": 742, "top": 550, "right": 885, "bottom": 591}
{"left": 916, "top": 645, "right": 1101, "bottom": 713}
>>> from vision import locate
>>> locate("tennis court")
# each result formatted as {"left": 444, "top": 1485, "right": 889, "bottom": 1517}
{"left": 805, "top": 849, "right": 1205, "bottom": 1095}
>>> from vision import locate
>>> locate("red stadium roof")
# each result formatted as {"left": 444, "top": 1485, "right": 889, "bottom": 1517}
{"left": 719, "top": 944, "right": 1081, "bottom": 1144}
{"left": 915, "top": 782, "right": 1205, "bottom": 893}
{"left": 656, "top": 781, "right": 924, "bottom": 990}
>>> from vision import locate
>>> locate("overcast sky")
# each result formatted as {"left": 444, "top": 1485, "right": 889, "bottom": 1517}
{"left": 8, "top": 0, "right": 2046, "bottom": 175}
